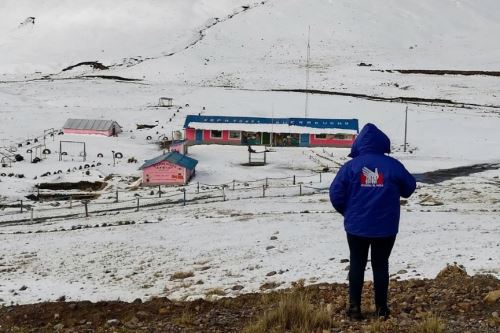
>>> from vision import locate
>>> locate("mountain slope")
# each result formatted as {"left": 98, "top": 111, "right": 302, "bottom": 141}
{"left": 0, "top": 0, "right": 253, "bottom": 76}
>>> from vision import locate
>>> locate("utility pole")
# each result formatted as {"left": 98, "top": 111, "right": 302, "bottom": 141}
{"left": 83, "top": 200, "right": 89, "bottom": 217}
{"left": 404, "top": 105, "right": 408, "bottom": 153}
{"left": 304, "top": 25, "right": 311, "bottom": 119}
{"left": 270, "top": 101, "right": 274, "bottom": 147}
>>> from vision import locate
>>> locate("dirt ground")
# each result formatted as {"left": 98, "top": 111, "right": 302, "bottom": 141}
{"left": 0, "top": 265, "right": 498, "bottom": 333}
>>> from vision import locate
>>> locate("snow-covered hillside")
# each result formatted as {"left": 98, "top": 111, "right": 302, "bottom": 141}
{"left": 0, "top": 0, "right": 254, "bottom": 76}
{"left": 0, "top": 0, "right": 499, "bottom": 305}
{"left": 120, "top": 0, "right": 500, "bottom": 95}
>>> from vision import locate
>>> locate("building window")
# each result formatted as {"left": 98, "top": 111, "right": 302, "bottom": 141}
{"left": 314, "top": 133, "right": 350, "bottom": 140}
{"left": 229, "top": 131, "right": 241, "bottom": 139}
{"left": 210, "top": 130, "right": 222, "bottom": 139}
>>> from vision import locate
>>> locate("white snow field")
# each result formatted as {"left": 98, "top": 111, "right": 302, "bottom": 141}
{"left": 0, "top": 0, "right": 499, "bottom": 305}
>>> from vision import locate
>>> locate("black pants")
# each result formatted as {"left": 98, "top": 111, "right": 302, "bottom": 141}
{"left": 346, "top": 233, "right": 396, "bottom": 308}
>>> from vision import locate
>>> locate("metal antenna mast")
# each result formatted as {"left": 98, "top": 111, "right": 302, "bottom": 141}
{"left": 304, "top": 25, "right": 311, "bottom": 118}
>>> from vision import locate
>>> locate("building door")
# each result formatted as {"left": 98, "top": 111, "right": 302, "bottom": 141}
{"left": 299, "top": 134, "right": 309, "bottom": 147}
{"left": 195, "top": 130, "right": 203, "bottom": 143}
{"left": 262, "top": 132, "right": 270, "bottom": 145}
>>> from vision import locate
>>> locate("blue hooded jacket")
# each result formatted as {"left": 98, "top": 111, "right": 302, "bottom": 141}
{"left": 329, "top": 123, "right": 416, "bottom": 237}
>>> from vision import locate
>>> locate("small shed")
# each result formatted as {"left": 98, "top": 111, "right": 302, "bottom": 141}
{"left": 170, "top": 140, "right": 188, "bottom": 154}
{"left": 158, "top": 97, "right": 173, "bottom": 107}
{"left": 139, "top": 151, "right": 198, "bottom": 186}
{"left": 63, "top": 119, "right": 122, "bottom": 137}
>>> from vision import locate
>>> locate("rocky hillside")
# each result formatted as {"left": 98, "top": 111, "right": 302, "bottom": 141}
{"left": 0, "top": 265, "right": 498, "bottom": 333}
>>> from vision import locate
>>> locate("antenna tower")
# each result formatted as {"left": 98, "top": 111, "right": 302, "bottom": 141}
{"left": 304, "top": 26, "right": 311, "bottom": 118}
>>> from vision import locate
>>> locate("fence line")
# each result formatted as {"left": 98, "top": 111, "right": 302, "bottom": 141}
{"left": 0, "top": 172, "right": 334, "bottom": 226}
{"left": 0, "top": 187, "right": 329, "bottom": 227}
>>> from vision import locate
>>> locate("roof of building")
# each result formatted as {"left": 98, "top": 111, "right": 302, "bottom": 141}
{"left": 186, "top": 122, "right": 358, "bottom": 134}
{"left": 63, "top": 119, "right": 122, "bottom": 131}
{"left": 139, "top": 151, "right": 198, "bottom": 170}
{"left": 170, "top": 139, "right": 186, "bottom": 146}
{"left": 183, "top": 115, "right": 359, "bottom": 133}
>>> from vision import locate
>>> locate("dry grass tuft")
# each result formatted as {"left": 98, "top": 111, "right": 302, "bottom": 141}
{"left": 260, "top": 281, "right": 282, "bottom": 291}
{"left": 242, "top": 291, "right": 333, "bottom": 333}
{"left": 435, "top": 264, "right": 467, "bottom": 280}
{"left": 363, "top": 319, "right": 396, "bottom": 333}
{"left": 291, "top": 278, "right": 306, "bottom": 290}
{"left": 170, "top": 271, "right": 194, "bottom": 280}
{"left": 205, "top": 288, "right": 227, "bottom": 298}
{"left": 173, "top": 310, "right": 195, "bottom": 327}
{"left": 411, "top": 314, "right": 446, "bottom": 333}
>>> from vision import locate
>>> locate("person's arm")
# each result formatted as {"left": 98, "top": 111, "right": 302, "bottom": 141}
{"left": 398, "top": 163, "right": 417, "bottom": 198}
{"left": 329, "top": 165, "right": 349, "bottom": 215}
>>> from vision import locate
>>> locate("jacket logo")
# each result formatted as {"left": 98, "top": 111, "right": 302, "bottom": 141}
{"left": 361, "top": 167, "right": 384, "bottom": 187}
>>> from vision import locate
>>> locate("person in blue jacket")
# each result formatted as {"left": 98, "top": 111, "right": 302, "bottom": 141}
{"left": 329, "top": 123, "right": 416, "bottom": 320}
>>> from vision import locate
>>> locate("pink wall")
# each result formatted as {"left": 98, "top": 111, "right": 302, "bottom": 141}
{"left": 185, "top": 128, "right": 242, "bottom": 144}
{"left": 142, "top": 160, "right": 186, "bottom": 185}
{"left": 184, "top": 127, "right": 354, "bottom": 147}
{"left": 64, "top": 129, "right": 112, "bottom": 136}
{"left": 185, "top": 128, "right": 196, "bottom": 141}
{"left": 309, "top": 134, "right": 356, "bottom": 147}
{"left": 203, "top": 129, "right": 227, "bottom": 142}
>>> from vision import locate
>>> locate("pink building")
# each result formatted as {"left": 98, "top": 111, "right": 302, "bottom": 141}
{"left": 139, "top": 151, "right": 198, "bottom": 186}
{"left": 63, "top": 119, "right": 122, "bottom": 136}
{"left": 183, "top": 115, "right": 359, "bottom": 148}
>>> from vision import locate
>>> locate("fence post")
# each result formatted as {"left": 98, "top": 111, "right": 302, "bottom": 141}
{"left": 197, "top": 182, "right": 200, "bottom": 194}
{"left": 183, "top": 188, "right": 186, "bottom": 206}
{"left": 293, "top": 175, "right": 296, "bottom": 185}
{"left": 265, "top": 177, "right": 268, "bottom": 188}
{"left": 262, "top": 184, "right": 266, "bottom": 198}
{"left": 319, "top": 172, "right": 322, "bottom": 182}
{"left": 222, "top": 186, "right": 226, "bottom": 201}
{"left": 232, "top": 180, "right": 235, "bottom": 191}
{"left": 115, "top": 189, "right": 119, "bottom": 203}
{"left": 158, "top": 185, "right": 162, "bottom": 198}
{"left": 299, "top": 184, "right": 302, "bottom": 196}
{"left": 84, "top": 201, "right": 89, "bottom": 217}
{"left": 136, "top": 197, "right": 140, "bottom": 211}
{"left": 20, "top": 200, "right": 23, "bottom": 213}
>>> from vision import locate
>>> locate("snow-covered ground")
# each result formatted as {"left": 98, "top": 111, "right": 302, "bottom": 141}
{"left": 0, "top": 0, "right": 499, "bottom": 305}
{"left": 0, "top": 169, "right": 499, "bottom": 304}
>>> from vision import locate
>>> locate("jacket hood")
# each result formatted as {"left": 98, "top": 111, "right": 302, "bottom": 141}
{"left": 348, "top": 123, "right": 390, "bottom": 158}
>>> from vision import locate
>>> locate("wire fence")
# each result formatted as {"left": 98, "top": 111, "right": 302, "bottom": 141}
{"left": 0, "top": 145, "right": 345, "bottom": 226}
{"left": 0, "top": 171, "right": 333, "bottom": 226}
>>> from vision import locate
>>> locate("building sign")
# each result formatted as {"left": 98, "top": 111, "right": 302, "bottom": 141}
{"left": 144, "top": 161, "right": 184, "bottom": 184}
{"left": 184, "top": 115, "right": 359, "bottom": 131}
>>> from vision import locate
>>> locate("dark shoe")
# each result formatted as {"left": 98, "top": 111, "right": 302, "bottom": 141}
{"left": 347, "top": 304, "right": 364, "bottom": 320}
{"left": 375, "top": 306, "right": 391, "bottom": 320}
